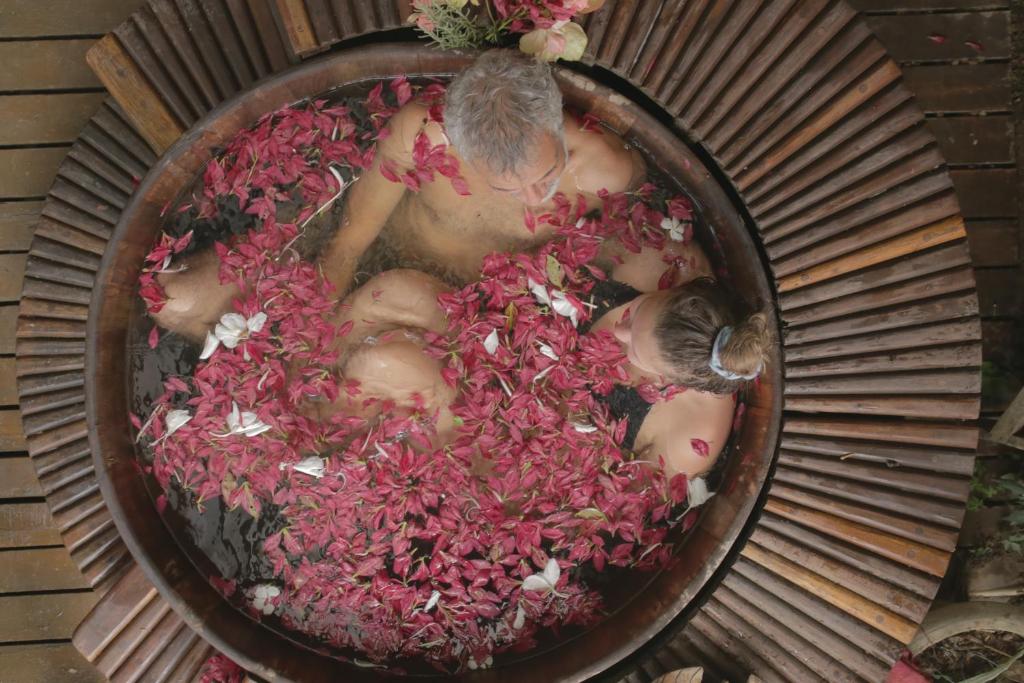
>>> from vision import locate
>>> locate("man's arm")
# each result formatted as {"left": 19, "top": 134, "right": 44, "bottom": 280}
{"left": 319, "top": 103, "right": 428, "bottom": 295}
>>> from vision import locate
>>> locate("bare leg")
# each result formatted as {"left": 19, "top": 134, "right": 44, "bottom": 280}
{"left": 152, "top": 249, "right": 240, "bottom": 342}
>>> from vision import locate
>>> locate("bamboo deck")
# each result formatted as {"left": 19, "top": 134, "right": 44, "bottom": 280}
{"left": 0, "top": 1, "right": 1019, "bottom": 681}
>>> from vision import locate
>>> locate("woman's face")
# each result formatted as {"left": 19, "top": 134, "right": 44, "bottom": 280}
{"left": 611, "top": 293, "right": 676, "bottom": 380}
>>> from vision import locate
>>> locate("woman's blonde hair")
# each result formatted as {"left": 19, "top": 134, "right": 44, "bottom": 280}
{"left": 654, "top": 279, "right": 771, "bottom": 394}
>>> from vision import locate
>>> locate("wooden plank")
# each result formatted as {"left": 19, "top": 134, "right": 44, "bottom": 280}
{"left": 0, "top": 455, "right": 39, "bottom": 494}
{"left": 950, "top": 168, "right": 1018, "bottom": 217}
{"left": 0, "top": 643, "right": 105, "bottom": 683}
{"left": 0, "top": 201, "right": 40, "bottom": 251}
{"left": 0, "top": 592, "right": 98, "bottom": 641}
{"left": 0, "top": 93, "right": 105, "bottom": 146}
{"left": 85, "top": 34, "right": 184, "bottom": 154}
{"left": 864, "top": 12, "right": 1009, "bottom": 62}
{"left": 0, "top": 0, "right": 145, "bottom": 37}
{"left": 850, "top": 0, "right": 1007, "bottom": 11}
{"left": 0, "top": 306, "right": 15, "bottom": 354}
{"left": 926, "top": 114, "right": 1014, "bottom": 165}
{"left": 0, "top": 358, "right": 17, "bottom": 405}
{"left": 966, "top": 219, "right": 1019, "bottom": 267}
{"left": 762, "top": 498, "right": 950, "bottom": 580}
{"left": 0, "top": 40, "right": 101, "bottom": 91}
{"left": 0, "top": 254, "right": 28, "bottom": 302}
{"left": 975, "top": 267, "right": 1024, "bottom": 317}
{"left": 0, "top": 502, "right": 60, "bottom": 547}
{"left": 0, "top": 547, "right": 90, "bottom": 592}
{"left": 275, "top": 0, "right": 322, "bottom": 55}
{"left": 784, "top": 417, "right": 978, "bottom": 450}
{"left": 731, "top": 559, "right": 903, "bottom": 669}
{"left": 901, "top": 63, "right": 1010, "bottom": 112}
{"left": 0, "top": 148, "right": 68, "bottom": 199}
{"left": 0, "top": 411, "right": 28, "bottom": 454}
{"left": 759, "top": 512, "right": 941, "bottom": 599}
{"left": 777, "top": 217, "right": 965, "bottom": 293}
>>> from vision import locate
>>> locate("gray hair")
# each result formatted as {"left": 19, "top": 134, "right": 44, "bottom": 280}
{"left": 445, "top": 49, "right": 565, "bottom": 176}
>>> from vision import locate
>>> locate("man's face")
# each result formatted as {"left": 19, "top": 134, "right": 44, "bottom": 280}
{"left": 477, "top": 131, "right": 568, "bottom": 207}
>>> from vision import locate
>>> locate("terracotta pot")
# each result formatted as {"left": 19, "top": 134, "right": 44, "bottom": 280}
{"left": 86, "top": 43, "right": 780, "bottom": 682}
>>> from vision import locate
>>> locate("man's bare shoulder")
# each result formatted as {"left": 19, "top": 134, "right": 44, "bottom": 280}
{"left": 565, "top": 116, "right": 646, "bottom": 195}
{"left": 380, "top": 101, "right": 434, "bottom": 159}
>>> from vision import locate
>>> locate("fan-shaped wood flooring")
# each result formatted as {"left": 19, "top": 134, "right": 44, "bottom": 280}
{"left": 9, "top": 1, "right": 1015, "bottom": 681}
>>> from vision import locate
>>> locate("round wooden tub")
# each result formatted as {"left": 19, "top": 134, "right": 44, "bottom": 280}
{"left": 86, "top": 44, "right": 780, "bottom": 682}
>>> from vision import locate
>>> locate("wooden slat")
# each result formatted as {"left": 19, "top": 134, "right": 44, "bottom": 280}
{"left": 780, "top": 242, "right": 972, "bottom": 311}
{"left": 780, "top": 433, "right": 974, "bottom": 477}
{"left": 759, "top": 512, "right": 939, "bottom": 599}
{"left": 741, "top": 542, "right": 921, "bottom": 643}
{"left": 85, "top": 34, "right": 184, "bottom": 154}
{"left": 0, "top": 149, "right": 71, "bottom": 199}
{"left": 773, "top": 467, "right": 965, "bottom": 528}
{"left": 778, "top": 450, "right": 970, "bottom": 502}
{"left": 902, "top": 63, "right": 1011, "bottom": 112}
{"left": 863, "top": 11, "right": 1010, "bottom": 62}
{"left": 850, "top": 0, "right": 1008, "bottom": 10}
{"left": 768, "top": 180, "right": 958, "bottom": 268}
{"left": 712, "top": 584, "right": 857, "bottom": 682}
{"left": 731, "top": 558, "right": 903, "bottom": 666}
{"left": 0, "top": 643, "right": 105, "bottom": 683}
{"left": 0, "top": 547, "right": 90, "bottom": 592}
{"left": 701, "top": 597, "right": 819, "bottom": 681}
{"left": 784, "top": 416, "right": 978, "bottom": 451}
{"left": 0, "top": 502, "right": 61, "bottom": 547}
{"left": 787, "top": 343, "right": 982, "bottom": 379}
{"left": 0, "top": 592, "right": 98, "bottom": 642}
{"left": 777, "top": 216, "right": 966, "bottom": 293}
{"left": 764, "top": 495, "right": 952, "bottom": 576}
{"left": 275, "top": 0, "right": 321, "bottom": 55}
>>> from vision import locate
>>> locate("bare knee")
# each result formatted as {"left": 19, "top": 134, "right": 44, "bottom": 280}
{"left": 150, "top": 251, "right": 239, "bottom": 341}
{"left": 344, "top": 269, "right": 450, "bottom": 333}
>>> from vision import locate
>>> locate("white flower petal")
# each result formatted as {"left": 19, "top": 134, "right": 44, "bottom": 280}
{"left": 425, "top": 590, "right": 440, "bottom": 611}
{"left": 247, "top": 312, "right": 268, "bottom": 334}
{"left": 199, "top": 331, "right": 220, "bottom": 360}
{"left": 687, "top": 477, "right": 715, "bottom": 507}
{"left": 542, "top": 557, "right": 560, "bottom": 585}
{"left": 513, "top": 604, "right": 526, "bottom": 629}
{"left": 521, "top": 575, "right": 552, "bottom": 592}
{"left": 227, "top": 402, "right": 241, "bottom": 432}
{"left": 483, "top": 329, "right": 499, "bottom": 355}
{"left": 292, "top": 456, "right": 325, "bottom": 478}
{"left": 165, "top": 409, "right": 192, "bottom": 436}
{"left": 528, "top": 278, "right": 551, "bottom": 306}
{"left": 571, "top": 422, "right": 597, "bottom": 433}
{"left": 537, "top": 343, "right": 559, "bottom": 361}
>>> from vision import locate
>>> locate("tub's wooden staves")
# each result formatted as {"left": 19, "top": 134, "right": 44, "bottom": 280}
{"left": 14, "top": 0, "right": 993, "bottom": 680}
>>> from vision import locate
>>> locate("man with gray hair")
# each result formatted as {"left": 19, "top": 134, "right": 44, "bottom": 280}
{"left": 320, "top": 48, "right": 645, "bottom": 291}
{"left": 151, "top": 50, "right": 645, "bottom": 339}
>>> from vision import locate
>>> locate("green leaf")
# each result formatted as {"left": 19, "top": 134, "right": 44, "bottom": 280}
{"left": 575, "top": 507, "right": 606, "bottom": 521}
{"left": 546, "top": 255, "right": 564, "bottom": 288}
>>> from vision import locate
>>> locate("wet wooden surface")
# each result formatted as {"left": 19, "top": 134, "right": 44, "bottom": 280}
{"left": 1, "top": 0, "right": 1019, "bottom": 681}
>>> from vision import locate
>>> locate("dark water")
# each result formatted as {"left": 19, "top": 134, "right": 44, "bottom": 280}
{"left": 126, "top": 77, "right": 739, "bottom": 671}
